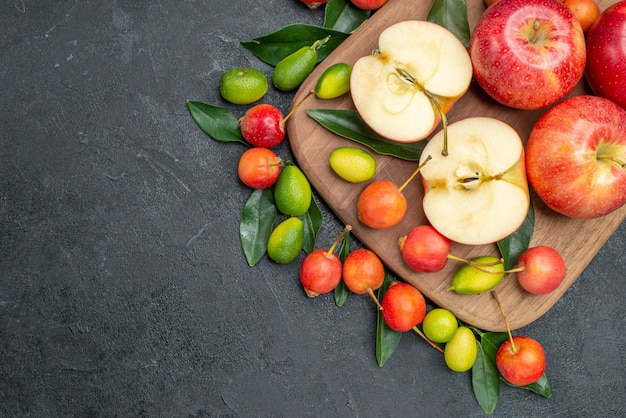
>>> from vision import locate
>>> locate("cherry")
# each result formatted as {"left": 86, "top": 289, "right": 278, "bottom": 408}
{"left": 357, "top": 155, "right": 431, "bottom": 229}
{"left": 237, "top": 147, "right": 283, "bottom": 189}
{"left": 299, "top": 225, "right": 352, "bottom": 297}
{"left": 399, "top": 224, "right": 452, "bottom": 272}
{"left": 239, "top": 104, "right": 285, "bottom": 148}
{"left": 515, "top": 246, "right": 566, "bottom": 295}
{"left": 381, "top": 282, "right": 426, "bottom": 332}
{"left": 342, "top": 248, "right": 385, "bottom": 309}
{"left": 492, "top": 291, "right": 546, "bottom": 386}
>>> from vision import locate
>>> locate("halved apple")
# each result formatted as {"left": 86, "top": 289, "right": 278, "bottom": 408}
{"left": 419, "top": 117, "right": 530, "bottom": 246}
{"left": 350, "top": 20, "right": 473, "bottom": 143}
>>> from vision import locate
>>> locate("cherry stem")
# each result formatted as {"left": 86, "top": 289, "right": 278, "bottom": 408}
{"left": 281, "top": 89, "right": 314, "bottom": 127}
{"left": 367, "top": 287, "right": 384, "bottom": 310}
{"left": 446, "top": 254, "right": 526, "bottom": 275}
{"left": 424, "top": 90, "right": 448, "bottom": 156}
{"left": 325, "top": 224, "right": 352, "bottom": 258}
{"left": 398, "top": 155, "right": 432, "bottom": 193}
{"left": 492, "top": 290, "right": 518, "bottom": 354}
{"left": 412, "top": 326, "right": 444, "bottom": 353}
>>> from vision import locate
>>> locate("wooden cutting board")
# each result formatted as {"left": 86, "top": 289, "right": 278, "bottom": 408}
{"left": 287, "top": 0, "right": 625, "bottom": 331}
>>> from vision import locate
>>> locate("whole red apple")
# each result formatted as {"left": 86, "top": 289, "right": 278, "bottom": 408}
{"left": 496, "top": 336, "right": 546, "bottom": 386}
{"left": 516, "top": 246, "right": 566, "bottom": 295}
{"left": 526, "top": 95, "right": 626, "bottom": 218}
{"left": 469, "top": 0, "right": 586, "bottom": 110}
{"left": 585, "top": 0, "right": 626, "bottom": 109}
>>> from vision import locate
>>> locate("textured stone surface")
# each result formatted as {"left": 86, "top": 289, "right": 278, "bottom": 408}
{"left": 1, "top": 1, "right": 624, "bottom": 416}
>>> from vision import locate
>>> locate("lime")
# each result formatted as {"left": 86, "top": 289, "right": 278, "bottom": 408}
{"left": 267, "top": 217, "right": 304, "bottom": 264}
{"left": 274, "top": 164, "right": 312, "bottom": 216}
{"left": 315, "top": 62, "right": 352, "bottom": 99}
{"left": 329, "top": 147, "right": 376, "bottom": 183}
{"left": 422, "top": 308, "right": 458, "bottom": 343}
{"left": 220, "top": 67, "right": 268, "bottom": 105}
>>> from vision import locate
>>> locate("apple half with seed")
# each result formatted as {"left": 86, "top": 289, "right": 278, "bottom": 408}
{"left": 418, "top": 117, "right": 530, "bottom": 246}
{"left": 350, "top": 20, "right": 473, "bottom": 143}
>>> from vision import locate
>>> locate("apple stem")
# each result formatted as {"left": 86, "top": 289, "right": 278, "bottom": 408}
{"left": 492, "top": 290, "right": 518, "bottom": 354}
{"left": 281, "top": 89, "right": 314, "bottom": 127}
{"left": 367, "top": 287, "right": 384, "bottom": 310}
{"left": 424, "top": 90, "right": 448, "bottom": 156}
{"left": 325, "top": 224, "right": 352, "bottom": 257}
{"left": 412, "top": 326, "right": 445, "bottom": 353}
{"left": 398, "top": 155, "right": 432, "bottom": 193}
{"left": 530, "top": 20, "right": 542, "bottom": 44}
{"left": 597, "top": 154, "right": 626, "bottom": 168}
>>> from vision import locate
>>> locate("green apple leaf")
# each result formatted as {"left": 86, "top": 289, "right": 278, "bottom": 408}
{"left": 302, "top": 196, "right": 324, "bottom": 254}
{"left": 324, "top": 0, "right": 370, "bottom": 33}
{"left": 498, "top": 200, "right": 535, "bottom": 270}
{"left": 427, "top": 0, "right": 471, "bottom": 48}
{"left": 307, "top": 108, "right": 426, "bottom": 161}
{"left": 376, "top": 271, "right": 402, "bottom": 366}
{"left": 186, "top": 100, "right": 247, "bottom": 145}
{"left": 333, "top": 231, "right": 352, "bottom": 307}
{"left": 240, "top": 24, "right": 349, "bottom": 66}
{"left": 472, "top": 340, "right": 501, "bottom": 415}
{"left": 240, "top": 189, "right": 277, "bottom": 266}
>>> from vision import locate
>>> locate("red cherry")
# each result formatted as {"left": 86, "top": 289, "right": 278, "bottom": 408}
{"left": 239, "top": 104, "right": 285, "bottom": 148}
{"left": 381, "top": 282, "right": 426, "bottom": 332}
{"left": 237, "top": 147, "right": 282, "bottom": 189}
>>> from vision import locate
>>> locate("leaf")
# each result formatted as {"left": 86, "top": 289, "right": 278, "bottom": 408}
{"left": 481, "top": 332, "right": 509, "bottom": 361}
{"left": 186, "top": 100, "right": 247, "bottom": 145}
{"left": 333, "top": 231, "right": 352, "bottom": 307}
{"left": 426, "top": 0, "right": 471, "bottom": 48}
{"left": 523, "top": 374, "right": 552, "bottom": 398}
{"left": 472, "top": 340, "right": 501, "bottom": 415}
{"left": 240, "top": 24, "right": 350, "bottom": 67}
{"left": 498, "top": 200, "right": 535, "bottom": 270}
{"left": 240, "top": 189, "right": 277, "bottom": 266}
{"left": 324, "top": 0, "right": 370, "bottom": 33}
{"left": 375, "top": 271, "right": 402, "bottom": 366}
{"left": 302, "top": 196, "right": 324, "bottom": 254}
{"left": 307, "top": 108, "right": 426, "bottom": 161}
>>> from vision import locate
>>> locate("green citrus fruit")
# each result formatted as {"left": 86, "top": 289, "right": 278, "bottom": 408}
{"left": 329, "top": 147, "right": 377, "bottom": 183}
{"left": 448, "top": 255, "right": 505, "bottom": 294}
{"left": 315, "top": 62, "right": 352, "bottom": 99}
{"left": 274, "top": 164, "right": 312, "bottom": 216}
{"left": 273, "top": 46, "right": 318, "bottom": 92}
{"left": 444, "top": 326, "right": 477, "bottom": 372}
{"left": 267, "top": 217, "right": 304, "bottom": 264}
{"left": 220, "top": 67, "right": 268, "bottom": 105}
{"left": 422, "top": 308, "right": 458, "bottom": 343}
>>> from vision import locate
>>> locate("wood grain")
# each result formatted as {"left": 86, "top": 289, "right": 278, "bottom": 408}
{"left": 287, "top": 0, "right": 625, "bottom": 331}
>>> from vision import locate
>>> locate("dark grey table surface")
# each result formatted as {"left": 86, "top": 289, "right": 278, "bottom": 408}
{"left": 1, "top": 1, "right": 624, "bottom": 416}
